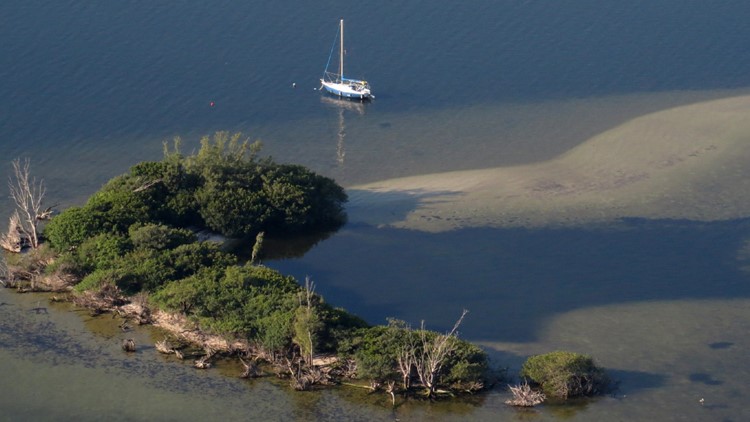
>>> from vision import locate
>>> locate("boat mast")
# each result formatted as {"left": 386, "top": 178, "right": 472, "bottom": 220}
{"left": 339, "top": 19, "right": 344, "bottom": 81}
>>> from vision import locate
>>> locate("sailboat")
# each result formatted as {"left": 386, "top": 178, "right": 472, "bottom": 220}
{"left": 320, "top": 19, "right": 373, "bottom": 100}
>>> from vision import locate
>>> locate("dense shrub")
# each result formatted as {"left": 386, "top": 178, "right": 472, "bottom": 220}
{"left": 520, "top": 351, "right": 609, "bottom": 399}
{"left": 111, "top": 248, "right": 176, "bottom": 293}
{"left": 35, "top": 131, "right": 490, "bottom": 395}
{"left": 166, "top": 242, "right": 236, "bottom": 280}
{"left": 74, "top": 233, "right": 132, "bottom": 273}
{"left": 343, "top": 321, "right": 489, "bottom": 391}
{"left": 349, "top": 326, "right": 402, "bottom": 382}
{"left": 128, "top": 223, "right": 196, "bottom": 251}
{"left": 152, "top": 265, "right": 302, "bottom": 341}
{"left": 195, "top": 177, "right": 269, "bottom": 237}
{"left": 44, "top": 206, "right": 105, "bottom": 251}
{"left": 75, "top": 268, "right": 122, "bottom": 292}
{"left": 260, "top": 164, "right": 347, "bottom": 231}
{"left": 85, "top": 189, "right": 153, "bottom": 234}
{"left": 443, "top": 340, "right": 490, "bottom": 386}
{"left": 46, "top": 131, "right": 347, "bottom": 248}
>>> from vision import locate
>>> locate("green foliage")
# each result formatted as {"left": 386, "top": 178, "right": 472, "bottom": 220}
{"left": 75, "top": 233, "right": 132, "bottom": 273}
{"left": 293, "top": 305, "right": 323, "bottom": 362}
{"left": 112, "top": 249, "right": 176, "bottom": 294}
{"left": 166, "top": 242, "right": 237, "bottom": 280}
{"left": 195, "top": 176, "right": 268, "bottom": 237}
{"left": 260, "top": 164, "right": 347, "bottom": 232}
{"left": 129, "top": 223, "right": 196, "bottom": 251}
{"left": 29, "top": 131, "right": 511, "bottom": 392}
{"left": 85, "top": 188, "right": 153, "bottom": 233}
{"left": 315, "top": 304, "right": 369, "bottom": 354}
{"left": 151, "top": 265, "right": 302, "bottom": 344}
{"left": 44, "top": 206, "right": 105, "bottom": 251}
{"left": 150, "top": 269, "right": 217, "bottom": 314}
{"left": 127, "top": 160, "right": 203, "bottom": 226}
{"left": 520, "top": 351, "right": 609, "bottom": 399}
{"left": 255, "top": 309, "right": 295, "bottom": 352}
{"left": 343, "top": 319, "right": 489, "bottom": 389}
{"left": 75, "top": 268, "right": 120, "bottom": 292}
{"left": 188, "top": 133, "right": 345, "bottom": 238}
{"left": 443, "top": 340, "right": 489, "bottom": 386}
{"left": 349, "top": 326, "right": 402, "bottom": 382}
{"left": 185, "top": 131, "right": 263, "bottom": 177}
{"left": 46, "top": 131, "right": 347, "bottom": 244}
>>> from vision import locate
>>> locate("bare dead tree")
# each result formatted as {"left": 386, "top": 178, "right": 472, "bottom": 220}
{"left": 7, "top": 158, "right": 47, "bottom": 249}
{"left": 294, "top": 276, "right": 318, "bottom": 365}
{"left": 395, "top": 325, "right": 417, "bottom": 390}
{"left": 413, "top": 309, "right": 469, "bottom": 397}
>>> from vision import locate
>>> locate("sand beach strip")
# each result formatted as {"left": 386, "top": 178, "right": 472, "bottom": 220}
{"left": 346, "top": 95, "right": 750, "bottom": 232}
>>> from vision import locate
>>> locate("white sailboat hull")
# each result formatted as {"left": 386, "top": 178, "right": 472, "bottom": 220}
{"left": 320, "top": 80, "right": 372, "bottom": 100}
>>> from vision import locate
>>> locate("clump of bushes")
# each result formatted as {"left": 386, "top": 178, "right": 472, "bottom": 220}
{"left": 44, "top": 131, "right": 347, "bottom": 252}
{"left": 34, "top": 131, "right": 491, "bottom": 396}
{"left": 520, "top": 351, "right": 609, "bottom": 399}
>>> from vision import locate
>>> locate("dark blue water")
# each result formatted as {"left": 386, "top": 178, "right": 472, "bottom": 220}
{"left": 2, "top": 1, "right": 750, "bottom": 147}
{"left": 3, "top": 1, "right": 750, "bottom": 420}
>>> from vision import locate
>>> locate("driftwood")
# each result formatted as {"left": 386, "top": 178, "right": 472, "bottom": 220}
{"left": 122, "top": 338, "right": 136, "bottom": 352}
{"left": 194, "top": 347, "right": 216, "bottom": 369}
{"left": 155, "top": 338, "right": 174, "bottom": 354}
{"left": 338, "top": 358, "right": 357, "bottom": 379}
{"left": 385, "top": 381, "right": 396, "bottom": 406}
{"left": 0, "top": 212, "right": 29, "bottom": 253}
{"left": 284, "top": 357, "right": 332, "bottom": 391}
{"left": 132, "top": 178, "right": 163, "bottom": 193}
{"left": 239, "top": 356, "right": 262, "bottom": 378}
{"left": 194, "top": 357, "right": 212, "bottom": 369}
{"left": 72, "top": 284, "right": 128, "bottom": 315}
{"left": 505, "top": 382, "right": 546, "bottom": 407}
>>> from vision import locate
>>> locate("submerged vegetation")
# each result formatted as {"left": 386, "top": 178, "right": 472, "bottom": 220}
{"left": 1, "top": 132, "right": 494, "bottom": 399}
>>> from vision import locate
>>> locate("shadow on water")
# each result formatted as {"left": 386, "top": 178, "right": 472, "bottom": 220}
{"left": 223, "top": 230, "right": 337, "bottom": 262}
{"left": 346, "top": 187, "right": 464, "bottom": 228}
{"left": 606, "top": 368, "right": 666, "bottom": 393}
{"left": 269, "top": 214, "right": 750, "bottom": 344}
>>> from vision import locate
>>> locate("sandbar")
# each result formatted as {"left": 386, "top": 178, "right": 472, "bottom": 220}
{"left": 347, "top": 95, "right": 750, "bottom": 231}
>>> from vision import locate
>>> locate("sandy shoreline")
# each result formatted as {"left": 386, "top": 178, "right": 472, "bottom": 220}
{"left": 346, "top": 95, "right": 750, "bottom": 232}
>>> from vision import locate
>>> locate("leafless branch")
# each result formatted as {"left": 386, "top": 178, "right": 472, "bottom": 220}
{"left": 413, "top": 309, "right": 469, "bottom": 396}
{"left": 6, "top": 158, "right": 46, "bottom": 249}
{"left": 505, "top": 382, "right": 546, "bottom": 407}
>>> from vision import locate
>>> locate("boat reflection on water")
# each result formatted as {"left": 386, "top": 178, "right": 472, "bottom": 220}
{"left": 320, "top": 95, "right": 367, "bottom": 165}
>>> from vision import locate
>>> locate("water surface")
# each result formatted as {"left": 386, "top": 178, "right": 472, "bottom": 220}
{"left": 2, "top": 1, "right": 750, "bottom": 420}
